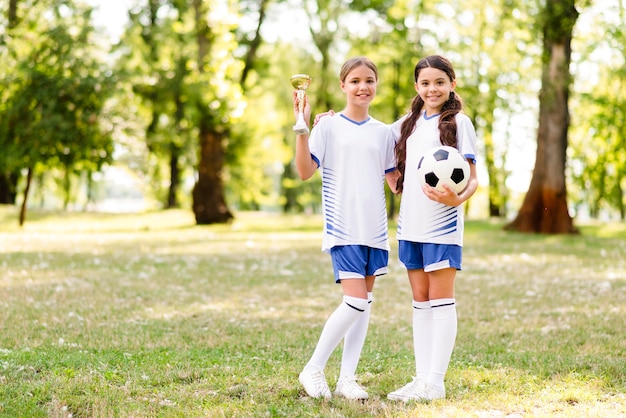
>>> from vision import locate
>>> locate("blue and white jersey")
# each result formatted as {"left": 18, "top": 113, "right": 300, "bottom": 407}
{"left": 309, "top": 113, "right": 396, "bottom": 253}
{"left": 391, "top": 112, "right": 477, "bottom": 246}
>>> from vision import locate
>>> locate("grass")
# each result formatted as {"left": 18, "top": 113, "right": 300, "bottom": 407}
{"left": 0, "top": 206, "right": 625, "bottom": 417}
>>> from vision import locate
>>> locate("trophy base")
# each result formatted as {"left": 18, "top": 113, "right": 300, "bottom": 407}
{"left": 293, "top": 123, "right": 309, "bottom": 135}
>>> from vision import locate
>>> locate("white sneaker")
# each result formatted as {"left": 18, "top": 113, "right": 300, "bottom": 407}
{"left": 415, "top": 381, "right": 445, "bottom": 401}
{"left": 388, "top": 378, "right": 445, "bottom": 402}
{"left": 335, "top": 376, "right": 369, "bottom": 400}
{"left": 299, "top": 367, "right": 332, "bottom": 399}
{"left": 387, "top": 377, "right": 426, "bottom": 402}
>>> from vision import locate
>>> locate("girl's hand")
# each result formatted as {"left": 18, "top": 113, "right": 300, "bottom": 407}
{"left": 313, "top": 110, "right": 335, "bottom": 127}
{"left": 293, "top": 91, "right": 311, "bottom": 124}
{"left": 422, "top": 183, "right": 463, "bottom": 207}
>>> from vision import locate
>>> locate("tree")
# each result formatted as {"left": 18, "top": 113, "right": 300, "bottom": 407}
{"left": 118, "top": 0, "right": 195, "bottom": 209}
{"left": 0, "top": 1, "right": 114, "bottom": 225}
{"left": 450, "top": 0, "right": 537, "bottom": 218}
{"left": 569, "top": 1, "right": 626, "bottom": 220}
{"left": 303, "top": 0, "right": 397, "bottom": 113}
{"left": 191, "top": 0, "right": 244, "bottom": 224}
{"left": 238, "top": 0, "right": 271, "bottom": 89}
{"left": 0, "top": 0, "right": 22, "bottom": 204}
{"left": 505, "top": 0, "right": 580, "bottom": 233}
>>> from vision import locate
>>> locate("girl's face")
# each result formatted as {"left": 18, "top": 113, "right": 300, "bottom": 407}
{"left": 340, "top": 65, "right": 378, "bottom": 110}
{"left": 415, "top": 67, "right": 456, "bottom": 115}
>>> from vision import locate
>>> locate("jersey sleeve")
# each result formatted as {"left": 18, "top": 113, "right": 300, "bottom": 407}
{"left": 456, "top": 114, "right": 478, "bottom": 164}
{"left": 385, "top": 128, "right": 397, "bottom": 173}
{"left": 389, "top": 114, "right": 407, "bottom": 141}
{"left": 308, "top": 117, "right": 329, "bottom": 167}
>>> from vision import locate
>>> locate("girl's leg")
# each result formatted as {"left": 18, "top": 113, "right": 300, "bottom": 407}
{"left": 333, "top": 276, "right": 373, "bottom": 399}
{"left": 426, "top": 267, "right": 457, "bottom": 396}
{"left": 407, "top": 269, "right": 432, "bottom": 382}
{"left": 300, "top": 278, "right": 369, "bottom": 398}
{"left": 340, "top": 275, "right": 375, "bottom": 379}
{"left": 304, "top": 292, "right": 369, "bottom": 370}
{"left": 388, "top": 269, "right": 432, "bottom": 401}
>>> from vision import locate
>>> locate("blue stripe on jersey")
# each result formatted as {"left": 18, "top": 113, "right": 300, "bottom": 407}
{"left": 396, "top": 212, "right": 404, "bottom": 235}
{"left": 322, "top": 167, "right": 349, "bottom": 239}
{"left": 464, "top": 153, "right": 476, "bottom": 164}
{"left": 430, "top": 220, "right": 458, "bottom": 237}
{"left": 311, "top": 154, "right": 321, "bottom": 167}
{"left": 339, "top": 114, "right": 371, "bottom": 125}
{"left": 327, "top": 222, "right": 348, "bottom": 238}
{"left": 427, "top": 206, "right": 458, "bottom": 237}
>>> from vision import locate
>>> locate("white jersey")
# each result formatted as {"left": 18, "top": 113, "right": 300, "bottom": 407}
{"left": 309, "top": 113, "right": 396, "bottom": 253}
{"left": 391, "top": 112, "right": 477, "bottom": 246}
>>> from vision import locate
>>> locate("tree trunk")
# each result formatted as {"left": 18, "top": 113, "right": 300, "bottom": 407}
{"left": 8, "top": 0, "right": 18, "bottom": 28}
{"left": 0, "top": 172, "right": 18, "bottom": 204}
{"left": 63, "top": 168, "right": 71, "bottom": 210}
{"left": 167, "top": 144, "right": 180, "bottom": 209}
{"left": 166, "top": 53, "right": 187, "bottom": 210}
{"left": 191, "top": 0, "right": 232, "bottom": 224}
{"left": 192, "top": 128, "right": 232, "bottom": 224}
{"left": 19, "top": 167, "right": 33, "bottom": 226}
{"left": 505, "top": 0, "right": 578, "bottom": 234}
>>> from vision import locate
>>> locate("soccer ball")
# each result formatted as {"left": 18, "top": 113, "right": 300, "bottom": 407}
{"left": 417, "top": 146, "right": 470, "bottom": 194}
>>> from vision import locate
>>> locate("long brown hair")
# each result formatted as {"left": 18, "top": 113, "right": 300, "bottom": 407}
{"left": 395, "top": 55, "right": 463, "bottom": 193}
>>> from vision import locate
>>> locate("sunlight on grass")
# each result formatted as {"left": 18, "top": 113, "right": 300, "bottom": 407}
{"left": 0, "top": 207, "right": 624, "bottom": 417}
{"left": 579, "top": 221, "right": 626, "bottom": 239}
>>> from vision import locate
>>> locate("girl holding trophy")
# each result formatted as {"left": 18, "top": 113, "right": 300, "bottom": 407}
{"left": 292, "top": 57, "right": 397, "bottom": 400}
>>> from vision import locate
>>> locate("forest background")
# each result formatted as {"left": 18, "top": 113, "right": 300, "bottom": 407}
{"left": 0, "top": 0, "right": 625, "bottom": 230}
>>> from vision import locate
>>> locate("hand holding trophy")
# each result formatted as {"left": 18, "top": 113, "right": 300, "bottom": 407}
{"left": 291, "top": 74, "right": 312, "bottom": 135}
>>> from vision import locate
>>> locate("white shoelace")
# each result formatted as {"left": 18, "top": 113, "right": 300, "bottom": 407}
{"left": 308, "top": 370, "right": 330, "bottom": 395}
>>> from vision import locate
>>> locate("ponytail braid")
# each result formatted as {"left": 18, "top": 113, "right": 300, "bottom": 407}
{"left": 438, "top": 91, "right": 463, "bottom": 148}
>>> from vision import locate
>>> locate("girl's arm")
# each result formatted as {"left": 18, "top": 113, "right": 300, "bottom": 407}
{"left": 293, "top": 92, "right": 318, "bottom": 180}
{"left": 385, "top": 169, "right": 400, "bottom": 194}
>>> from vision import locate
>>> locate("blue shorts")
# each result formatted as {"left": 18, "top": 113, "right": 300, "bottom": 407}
{"left": 330, "top": 245, "right": 389, "bottom": 283}
{"left": 398, "top": 240, "right": 462, "bottom": 272}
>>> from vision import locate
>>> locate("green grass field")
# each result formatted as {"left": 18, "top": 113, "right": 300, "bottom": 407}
{"left": 1, "top": 207, "right": 625, "bottom": 417}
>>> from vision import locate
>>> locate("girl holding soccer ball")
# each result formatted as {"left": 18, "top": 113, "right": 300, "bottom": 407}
{"left": 387, "top": 55, "right": 479, "bottom": 402}
{"left": 292, "top": 57, "right": 398, "bottom": 400}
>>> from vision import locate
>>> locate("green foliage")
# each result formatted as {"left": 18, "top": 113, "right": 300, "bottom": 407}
{"left": 2, "top": 0, "right": 626, "bottom": 221}
{"left": 540, "top": 0, "right": 579, "bottom": 43}
{"left": 0, "top": 1, "right": 115, "bottom": 214}
{"left": 569, "top": 1, "right": 626, "bottom": 219}
{"left": 113, "top": 0, "right": 246, "bottom": 210}
{"left": 227, "top": 39, "right": 321, "bottom": 212}
{"left": 0, "top": 0, "right": 114, "bottom": 198}
{"left": 116, "top": 2, "right": 199, "bottom": 208}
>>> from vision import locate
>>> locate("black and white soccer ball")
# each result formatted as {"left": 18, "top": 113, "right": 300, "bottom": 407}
{"left": 417, "top": 146, "right": 470, "bottom": 194}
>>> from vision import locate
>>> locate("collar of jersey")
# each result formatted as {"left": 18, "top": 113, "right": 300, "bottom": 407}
{"left": 422, "top": 111, "right": 441, "bottom": 120}
{"left": 340, "top": 113, "right": 371, "bottom": 125}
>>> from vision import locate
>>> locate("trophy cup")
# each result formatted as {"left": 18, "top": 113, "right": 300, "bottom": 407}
{"left": 291, "top": 74, "right": 312, "bottom": 135}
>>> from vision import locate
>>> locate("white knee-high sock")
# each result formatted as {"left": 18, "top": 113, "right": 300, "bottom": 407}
{"left": 306, "top": 295, "right": 369, "bottom": 371}
{"left": 427, "top": 298, "right": 457, "bottom": 388}
{"left": 412, "top": 300, "right": 433, "bottom": 381}
{"left": 339, "top": 292, "right": 373, "bottom": 378}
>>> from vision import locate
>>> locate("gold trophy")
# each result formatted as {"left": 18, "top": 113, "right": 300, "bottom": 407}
{"left": 291, "top": 74, "right": 312, "bottom": 135}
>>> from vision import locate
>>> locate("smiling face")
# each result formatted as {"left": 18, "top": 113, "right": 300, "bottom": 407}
{"left": 340, "top": 64, "right": 378, "bottom": 111}
{"left": 415, "top": 66, "right": 456, "bottom": 116}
